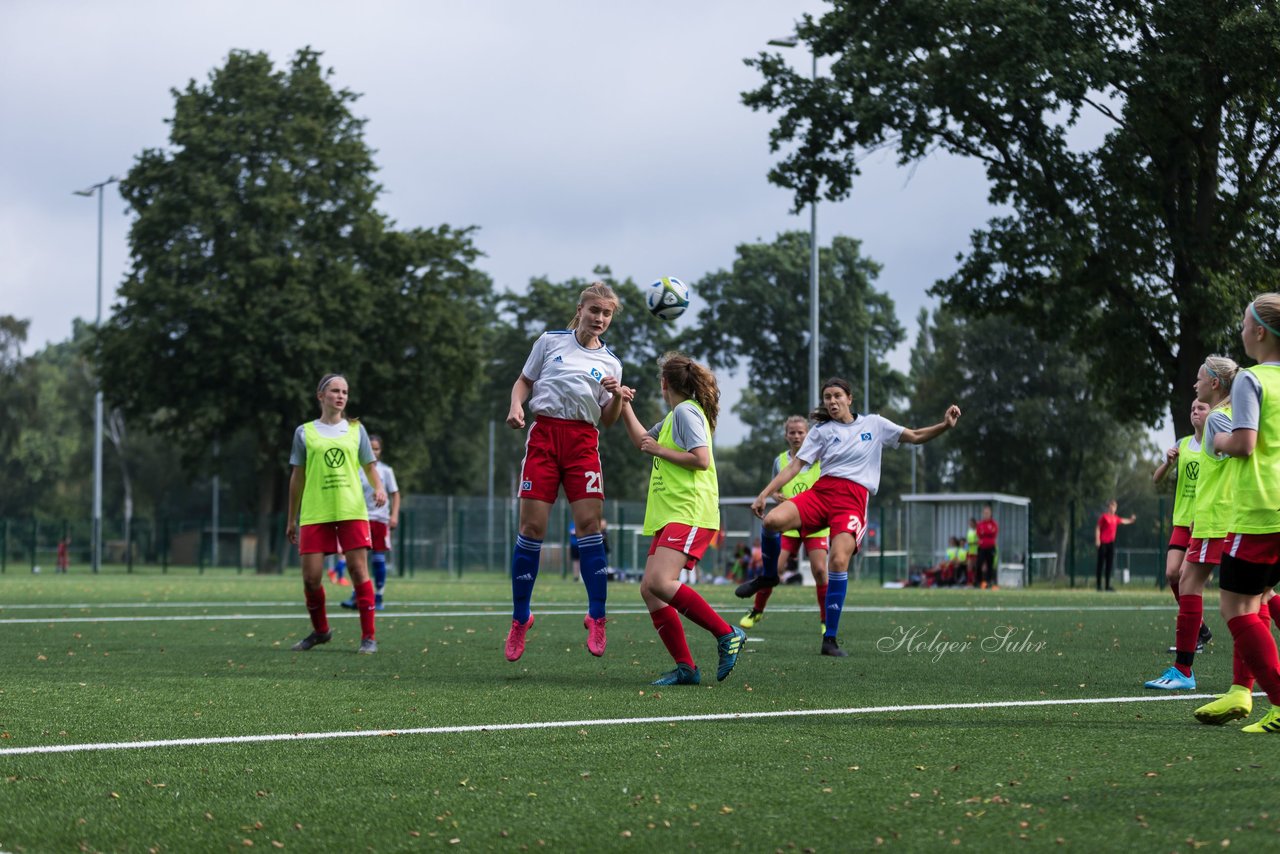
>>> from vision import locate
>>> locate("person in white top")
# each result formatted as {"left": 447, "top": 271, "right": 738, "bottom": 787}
{"left": 752, "top": 377, "right": 961, "bottom": 657}
{"left": 504, "top": 281, "right": 633, "bottom": 663}
{"left": 342, "top": 433, "right": 399, "bottom": 612}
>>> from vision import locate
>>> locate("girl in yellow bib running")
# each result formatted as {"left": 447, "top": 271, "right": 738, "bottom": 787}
{"left": 286, "top": 373, "right": 386, "bottom": 654}
{"left": 1197, "top": 295, "right": 1280, "bottom": 731}
{"left": 619, "top": 353, "right": 746, "bottom": 686}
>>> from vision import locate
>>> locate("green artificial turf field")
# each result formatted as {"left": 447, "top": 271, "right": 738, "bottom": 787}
{"left": 1, "top": 573, "right": 1278, "bottom": 851}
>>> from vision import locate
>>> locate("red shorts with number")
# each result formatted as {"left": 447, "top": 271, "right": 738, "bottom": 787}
{"left": 299, "top": 520, "right": 371, "bottom": 556}
{"left": 369, "top": 520, "right": 391, "bottom": 552}
{"left": 1223, "top": 532, "right": 1280, "bottom": 565}
{"left": 1168, "top": 525, "right": 1191, "bottom": 551}
{"left": 788, "top": 476, "right": 869, "bottom": 552}
{"left": 519, "top": 415, "right": 604, "bottom": 503}
{"left": 782, "top": 533, "right": 830, "bottom": 554}
{"left": 1185, "top": 536, "right": 1224, "bottom": 566}
{"left": 648, "top": 523, "right": 716, "bottom": 570}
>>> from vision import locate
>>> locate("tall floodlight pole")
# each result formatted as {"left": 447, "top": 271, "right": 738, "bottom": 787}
{"left": 73, "top": 176, "right": 120, "bottom": 574}
{"left": 769, "top": 36, "right": 820, "bottom": 410}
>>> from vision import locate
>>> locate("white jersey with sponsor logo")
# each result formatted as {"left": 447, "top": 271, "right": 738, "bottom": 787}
{"left": 521, "top": 330, "right": 623, "bottom": 425}
{"left": 795, "top": 414, "right": 904, "bottom": 495}
{"left": 360, "top": 461, "right": 399, "bottom": 523}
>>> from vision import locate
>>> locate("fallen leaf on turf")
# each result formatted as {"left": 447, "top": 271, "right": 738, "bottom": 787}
{"left": 719, "top": 806, "right": 733, "bottom": 814}
{"left": 109, "top": 792, "right": 119, "bottom": 799}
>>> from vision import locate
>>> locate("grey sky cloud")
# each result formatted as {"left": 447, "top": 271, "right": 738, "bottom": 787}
{"left": 3, "top": 0, "right": 1016, "bottom": 446}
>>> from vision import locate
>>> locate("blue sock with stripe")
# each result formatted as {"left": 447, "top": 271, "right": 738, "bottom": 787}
{"left": 371, "top": 552, "right": 387, "bottom": 592}
{"left": 511, "top": 535, "right": 542, "bottom": 623}
{"left": 761, "top": 530, "right": 782, "bottom": 580}
{"left": 824, "top": 571, "right": 849, "bottom": 638}
{"left": 577, "top": 532, "right": 608, "bottom": 619}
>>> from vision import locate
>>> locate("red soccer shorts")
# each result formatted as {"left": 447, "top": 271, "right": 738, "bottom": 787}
{"left": 788, "top": 476, "right": 869, "bottom": 551}
{"left": 1185, "top": 536, "right": 1224, "bottom": 566}
{"left": 1168, "top": 525, "right": 1191, "bottom": 551}
{"left": 648, "top": 523, "right": 716, "bottom": 566}
{"left": 519, "top": 416, "right": 604, "bottom": 503}
{"left": 299, "top": 520, "right": 372, "bottom": 556}
{"left": 369, "top": 520, "right": 391, "bottom": 552}
{"left": 1224, "top": 532, "right": 1280, "bottom": 565}
{"left": 782, "top": 533, "right": 830, "bottom": 554}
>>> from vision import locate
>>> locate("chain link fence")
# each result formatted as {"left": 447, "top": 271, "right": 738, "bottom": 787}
{"left": 0, "top": 494, "right": 1180, "bottom": 588}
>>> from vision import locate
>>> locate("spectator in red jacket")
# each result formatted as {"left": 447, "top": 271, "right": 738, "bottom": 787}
{"left": 1097, "top": 499, "right": 1137, "bottom": 591}
{"left": 975, "top": 504, "right": 999, "bottom": 589}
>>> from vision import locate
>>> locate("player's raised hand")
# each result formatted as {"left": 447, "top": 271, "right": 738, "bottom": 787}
{"left": 944, "top": 404, "right": 962, "bottom": 427}
{"left": 1165, "top": 444, "right": 1180, "bottom": 462}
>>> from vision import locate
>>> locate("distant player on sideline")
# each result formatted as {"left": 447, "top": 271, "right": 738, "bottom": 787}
{"left": 342, "top": 433, "right": 399, "bottom": 611}
{"left": 964, "top": 518, "right": 978, "bottom": 587}
{"left": 619, "top": 352, "right": 746, "bottom": 686}
{"left": 752, "top": 378, "right": 961, "bottom": 656}
{"left": 738, "top": 414, "right": 830, "bottom": 630}
{"left": 1144, "top": 357, "right": 1237, "bottom": 690}
{"left": 1196, "top": 295, "right": 1280, "bottom": 731}
{"left": 1152, "top": 397, "right": 1212, "bottom": 652}
{"left": 1095, "top": 500, "right": 1137, "bottom": 591}
{"left": 504, "top": 282, "right": 628, "bottom": 662}
{"left": 286, "top": 373, "right": 385, "bottom": 654}
{"left": 974, "top": 504, "right": 999, "bottom": 590}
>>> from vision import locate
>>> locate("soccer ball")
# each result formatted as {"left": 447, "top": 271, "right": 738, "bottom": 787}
{"left": 645, "top": 276, "right": 690, "bottom": 321}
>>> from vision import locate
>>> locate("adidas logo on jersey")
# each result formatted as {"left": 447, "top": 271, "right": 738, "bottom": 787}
{"left": 552, "top": 355, "right": 563, "bottom": 362}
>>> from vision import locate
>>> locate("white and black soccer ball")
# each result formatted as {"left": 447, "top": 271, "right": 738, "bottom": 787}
{"left": 645, "top": 276, "right": 691, "bottom": 321}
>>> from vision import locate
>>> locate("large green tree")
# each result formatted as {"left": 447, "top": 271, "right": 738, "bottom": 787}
{"left": 683, "top": 231, "right": 908, "bottom": 485}
{"left": 745, "top": 1, "right": 1280, "bottom": 428}
{"left": 97, "top": 48, "right": 492, "bottom": 570}
{"left": 483, "top": 269, "right": 681, "bottom": 503}
{"left": 908, "top": 306, "right": 1152, "bottom": 565}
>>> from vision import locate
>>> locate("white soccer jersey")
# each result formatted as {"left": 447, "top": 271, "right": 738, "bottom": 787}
{"left": 521, "top": 330, "right": 623, "bottom": 424}
{"left": 795, "top": 414, "right": 904, "bottom": 495}
{"left": 360, "top": 461, "right": 399, "bottom": 523}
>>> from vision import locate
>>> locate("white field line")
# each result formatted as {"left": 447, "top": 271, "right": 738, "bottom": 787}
{"left": 0, "top": 691, "right": 1256, "bottom": 757}
{"left": 0, "top": 604, "right": 1175, "bottom": 626}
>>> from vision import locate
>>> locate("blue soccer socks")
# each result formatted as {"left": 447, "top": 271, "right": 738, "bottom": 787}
{"left": 824, "top": 571, "right": 849, "bottom": 638}
{"left": 511, "top": 535, "right": 542, "bottom": 623}
{"left": 577, "top": 532, "right": 609, "bottom": 619}
{"left": 761, "top": 530, "right": 782, "bottom": 580}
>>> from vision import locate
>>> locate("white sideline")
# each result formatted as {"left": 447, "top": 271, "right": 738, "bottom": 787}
{"left": 0, "top": 604, "right": 1175, "bottom": 626}
{"left": 0, "top": 692, "right": 1253, "bottom": 757}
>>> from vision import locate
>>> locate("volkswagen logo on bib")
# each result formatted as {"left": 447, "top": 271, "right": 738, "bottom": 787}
{"left": 324, "top": 448, "right": 346, "bottom": 468}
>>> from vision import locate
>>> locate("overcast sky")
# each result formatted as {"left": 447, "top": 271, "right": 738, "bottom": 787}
{"left": 3, "top": 0, "right": 1022, "bottom": 445}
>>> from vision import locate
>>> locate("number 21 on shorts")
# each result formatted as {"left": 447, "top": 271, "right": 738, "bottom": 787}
{"left": 584, "top": 471, "right": 603, "bottom": 495}
{"left": 843, "top": 513, "right": 864, "bottom": 541}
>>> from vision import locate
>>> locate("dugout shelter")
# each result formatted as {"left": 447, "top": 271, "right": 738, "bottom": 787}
{"left": 902, "top": 492, "right": 1032, "bottom": 587}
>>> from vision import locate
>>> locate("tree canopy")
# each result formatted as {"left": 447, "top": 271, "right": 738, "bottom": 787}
{"left": 909, "top": 306, "right": 1153, "bottom": 556}
{"left": 745, "top": 1, "right": 1280, "bottom": 428}
{"left": 682, "top": 230, "right": 908, "bottom": 483}
{"left": 96, "top": 48, "right": 493, "bottom": 567}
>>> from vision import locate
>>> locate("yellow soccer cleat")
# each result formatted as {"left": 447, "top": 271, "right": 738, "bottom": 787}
{"left": 1241, "top": 704, "right": 1280, "bottom": 734}
{"left": 1194, "top": 685, "right": 1253, "bottom": 725}
{"left": 739, "top": 610, "right": 763, "bottom": 629}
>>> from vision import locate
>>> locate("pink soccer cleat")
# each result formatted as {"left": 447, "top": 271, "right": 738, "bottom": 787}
{"left": 584, "top": 615, "right": 608, "bottom": 657}
{"left": 505, "top": 615, "right": 534, "bottom": 662}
